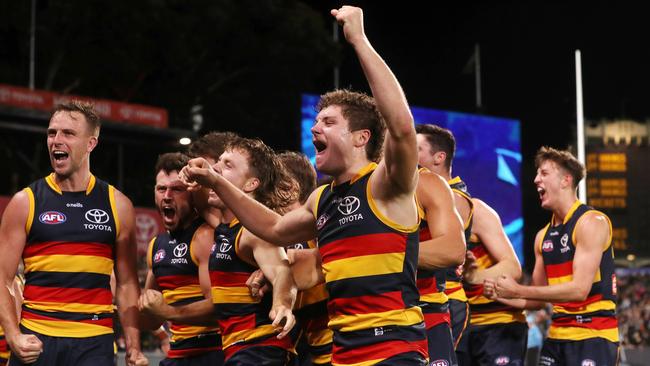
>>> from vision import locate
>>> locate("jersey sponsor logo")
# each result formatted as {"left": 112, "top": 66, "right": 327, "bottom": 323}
{"left": 39, "top": 211, "right": 67, "bottom": 225}
{"left": 170, "top": 243, "right": 189, "bottom": 264}
{"left": 337, "top": 196, "right": 360, "bottom": 215}
{"left": 66, "top": 202, "right": 83, "bottom": 208}
{"left": 154, "top": 249, "right": 166, "bottom": 263}
{"left": 215, "top": 236, "right": 232, "bottom": 260}
{"left": 495, "top": 356, "right": 510, "bottom": 365}
{"left": 542, "top": 240, "right": 553, "bottom": 252}
{"left": 288, "top": 243, "right": 304, "bottom": 250}
{"left": 560, "top": 233, "right": 570, "bottom": 253}
{"left": 85, "top": 209, "right": 110, "bottom": 224}
{"left": 581, "top": 360, "right": 595, "bottom": 366}
{"left": 430, "top": 360, "right": 449, "bottom": 366}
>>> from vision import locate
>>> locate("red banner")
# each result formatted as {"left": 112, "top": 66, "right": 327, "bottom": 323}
{"left": 0, "top": 195, "right": 163, "bottom": 255}
{"left": 0, "top": 83, "right": 168, "bottom": 128}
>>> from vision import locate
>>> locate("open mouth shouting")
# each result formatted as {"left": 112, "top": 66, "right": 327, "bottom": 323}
{"left": 161, "top": 205, "right": 177, "bottom": 226}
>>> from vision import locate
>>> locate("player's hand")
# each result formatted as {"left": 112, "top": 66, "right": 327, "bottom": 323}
{"left": 179, "top": 158, "right": 219, "bottom": 190}
{"left": 8, "top": 333, "right": 43, "bottom": 364}
{"left": 269, "top": 305, "right": 296, "bottom": 339}
{"left": 495, "top": 274, "right": 520, "bottom": 299}
{"left": 483, "top": 278, "right": 498, "bottom": 300}
{"left": 246, "top": 269, "right": 270, "bottom": 300}
{"left": 331, "top": 6, "right": 366, "bottom": 45}
{"left": 462, "top": 251, "right": 480, "bottom": 284}
{"left": 139, "top": 289, "right": 172, "bottom": 319}
{"left": 126, "top": 348, "right": 149, "bottom": 366}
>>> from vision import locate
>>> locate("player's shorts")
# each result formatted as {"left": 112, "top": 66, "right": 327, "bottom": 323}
{"left": 10, "top": 326, "right": 114, "bottom": 366}
{"left": 159, "top": 350, "right": 225, "bottom": 366}
{"left": 425, "top": 322, "right": 457, "bottom": 366}
{"left": 538, "top": 337, "right": 619, "bottom": 366}
{"left": 374, "top": 351, "right": 428, "bottom": 366}
{"left": 458, "top": 321, "right": 527, "bottom": 366}
{"left": 224, "top": 345, "right": 290, "bottom": 366}
{"left": 447, "top": 299, "right": 469, "bottom": 350}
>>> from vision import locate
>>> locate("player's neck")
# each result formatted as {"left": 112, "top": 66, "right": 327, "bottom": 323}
{"left": 220, "top": 208, "right": 237, "bottom": 226}
{"left": 333, "top": 159, "right": 372, "bottom": 185}
{"left": 424, "top": 163, "right": 451, "bottom": 181}
{"left": 53, "top": 168, "right": 92, "bottom": 192}
{"left": 551, "top": 192, "right": 580, "bottom": 225}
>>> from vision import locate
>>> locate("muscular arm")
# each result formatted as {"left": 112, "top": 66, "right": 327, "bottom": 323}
{"left": 513, "top": 212, "right": 610, "bottom": 302}
{"left": 181, "top": 160, "right": 318, "bottom": 247}
{"left": 333, "top": 7, "right": 418, "bottom": 197}
{"left": 464, "top": 198, "right": 522, "bottom": 284}
{"left": 288, "top": 248, "right": 325, "bottom": 290}
{"left": 113, "top": 189, "right": 143, "bottom": 357}
{"left": 417, "top": 172, "right": 466, "bottom": 269}
{"left": 193, "top": 224, "right": 215, "bottom": 300}
{"left": 0, "top": 191, "right": 37, "bottom": 350}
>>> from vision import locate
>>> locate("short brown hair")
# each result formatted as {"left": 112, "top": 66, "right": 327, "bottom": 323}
{"left": 155, "top": 152, "right": 190, "bottom": 175}
{"left": 278, "top": 151, "right": 317, "bottom": 204}
{"left": 52, "top": 100, "right": 101, "bottom": 136}
{"left": 317, "top": 89, "right": 386, "bottom": 163}
{"left": 535, "top": 146, "right": 586, "bottom": 188}
{"left": 187, "top": 131, "right": 239, "bottom": 161}
{"left": 229, "top": 137, "right": 298, "bottom": 212}
{"left": 415, "top": 124, "right": 455, "bottom": 168}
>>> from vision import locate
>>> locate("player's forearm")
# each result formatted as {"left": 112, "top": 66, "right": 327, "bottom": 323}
{"left": 517, "top": 281, "right": 591, "bottom": 303}
{"left": 117, "top": 283, "right": 142, "bottom": 352}
{"left": 418, "top": 235, "right": 465, "bottom": 270}
{"left": 167, "top": 299, "right": 217, "bottom": 325}
{"left": 271, "top": 266, "right": 297, "bottom": 310}
{"left": 0, "top": 284, "right": 21, "bottom": 340}
{"left": 472, "top": 259, "right": 522, "bottom": 284}
{"left": 288, "top": 249, "right": 323, "bottom": 290}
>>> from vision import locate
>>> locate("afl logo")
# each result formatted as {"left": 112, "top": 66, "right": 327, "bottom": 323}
{"left": 39, "top": 211, "right": 67, "bottom": 225}
{"left": 154, "top": 249, "right": 166, "bottom": 263}
{"left": 85, "top": 209, "right": 110, "bottom": 224}
{"left": 495, "top": 356, "right": 510, "bottom": 365}
{"left": 581, "top": 360, "right": 595, "bottom": 366}
{"left": 173, "top": 243, "right": 188, "bottom": 257}
{"left": 337, "top": 196, "right": 360, "bottom": 215}
{"left": 542, "top": 240, "right": 553, "bottom": 252}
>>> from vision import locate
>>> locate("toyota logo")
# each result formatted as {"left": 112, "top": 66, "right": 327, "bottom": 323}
{"left": 337, "top": 196, "right": 360, "bottom": 215}
{"left": 173, "top": 243, "right": 188, "bottom": 258}
{"left": 219, "top": 237, "right": 232, "bottom": 253}
{"left": 85, "top": 209, "right": 110, "bottom": 224}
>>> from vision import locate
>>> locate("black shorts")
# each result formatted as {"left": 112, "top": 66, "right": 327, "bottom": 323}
{"left": 10, "top": 327, "right": 114, "bottom": 366}
{"left": 224, "top": 345, "right": 289, "bottom": 366}
{"left": 539, "top": 338, "right": 619, "bottom": 366}
{"left": 425, "top": 322, "right": 457, "bottom": 366}
{"left": 160, "top": 350, "right": 225, "bottom": 366}
{"left": 374, "top": 351, "right": 428, "bottom": 366}
{"left": 458, "top": 322, "right": 527, "bottom": 366}
{"left": 447, "top": 299, "right": 470, "bottom": 350}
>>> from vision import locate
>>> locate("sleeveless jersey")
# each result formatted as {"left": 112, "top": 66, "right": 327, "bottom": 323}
{"left": 314, "top": 163, "right": 427, "bottom": 365}
{"left": 464, "top": 233, "right": 525, "bottom": 325}
{"left": 209, "top": 219, "right": 292, "bottom": 359}
{"left": 149, "top": 218, "right": 221, "bottom": 358}
{"left": 444, "top": 177, "right": 472, "bottom": 302}
{"left": 22, "top": 174, "right": 117, "bottom": 337}
{"left": 540, "top": 201, "right": 618, "bottom": 343}
{"left": 289, "top": 240, "right": 332, "bottom": 365}
{"left": 0, "top": 326, "right": 7, "bottom": 364}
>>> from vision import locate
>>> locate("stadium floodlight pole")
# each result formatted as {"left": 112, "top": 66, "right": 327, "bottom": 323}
{"left": 575, "top": 49, "right": 587, "bottom": 203}
{"left": 29, "top": 0, "right": 36, "bottom": 89}
{"left": 333, "top": 20, "right": 340, "bottom": 90}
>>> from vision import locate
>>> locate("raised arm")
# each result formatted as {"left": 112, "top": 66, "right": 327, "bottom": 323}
{"left": 243, "top": 231, "right": 297, "bottom": 339}
{"left": 112, "top": 189, "right": 147, "bottom": 365}
{"left": 0, "top": 190, "right": 43, "bottom": 364}
{"left": 463, "top": 198, "right": 522, "bottom": 285}
{"left": 332, "top": 6, "right": 418, "bottom": 196}
{"left": 417, "top": 172, "right": 466, "bottom": 269}
{"left": 181, "top": 158, "right": 318, "bottom": 246}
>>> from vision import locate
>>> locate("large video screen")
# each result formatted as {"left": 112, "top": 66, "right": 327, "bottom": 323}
{"left": 301, "top": 94, "right": 524, "bottom": 264}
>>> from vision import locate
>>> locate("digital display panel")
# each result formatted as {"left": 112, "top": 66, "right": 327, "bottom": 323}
{"left": 301, "top": 94, "right": 524, "bottom": 264}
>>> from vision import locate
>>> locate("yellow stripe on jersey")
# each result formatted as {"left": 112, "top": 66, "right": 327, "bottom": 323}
{"left": 108, "top": 185, "right": 120, "bottom": 239}
{"left": 312, "top": 185, "right": 328, "bottom": 217}
{"left": 24, "top": 302, "right": 114, "bottom": 314}
{"left": 25, "top": 187, "right": 35, "bottom": 235}
{"left": 307, "top": 328, "right": 333, "bottom": 347}
{"left": 313, "top": 353, "right": 333, "bottom": 365}
{"left": 222, "top": 324, "right": 277, "bottom": 349}
{"left": 296, "top": 283, "right": 328, "bottom": 309}
{"left": 419, "top": 292, "right": 448, "bottom": 304}
{"left": 322, "top": 253, "right": 405, "bottom": 282}
{"left": 366, "top": 181, "right": 419, "bottom": 234}
{"left": 552, "top": 300, "right": 616, "bottom": 315}
{"left": 328, "top": 307, "right": 423, "bottom": 332}
{"left": 21, "top": 318, "right": 113, "bottom": 338}
{"left": 548, "top": 271, "right": 601, "bottom": 286}
{"left": 24, "top": 255, "right": 113, "bottom": 275}
{"left": 470, "top": 310, "right": 525, "bottom": 326}
{"left": 548, "top": 325, "right": 619, "bottom": 343}
{"left": 211, "top": 286, "right": 258, "bottom": 304}
{"left": 332, "top": 357, "right": 389, "bottom": 366}
{"left": 170, "top": 324, "right": 219, "bottom": 341}
{"left": 163, "top": 284, "right": 204, "bottom": 304}
{"left": 445, "top": 282, "right": 468, "bottom": 301}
